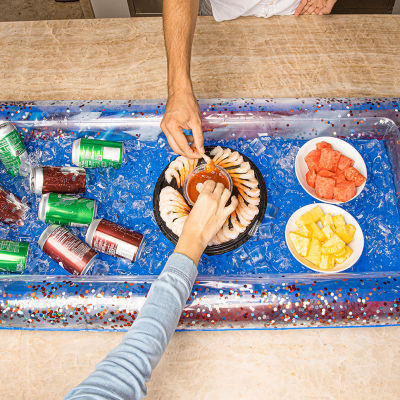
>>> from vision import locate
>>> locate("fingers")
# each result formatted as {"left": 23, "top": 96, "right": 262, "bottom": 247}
{"left": 164, "top": 128, "right": 183, "bottom": 155}
{"left": 161, "top": 118, "right": 201, "bottom": 159}
{"left": 201, "top": 180, "right": 216, "bottom": 193}
{"left": 295, "top": 0, "right": 307, "bottom": 15}
{"left": 219, "top": 187, "right": 231, "bottom": 207}
{"left": 213, "top": 182, "right": 225, "bottom": 199}
{"left": 224, "top": 195, "right": 238, "bottom": 216}
{"left": 189, "top": 118, "right": 205, "bottom": 154}
{"left": 321, "top": 0, "right": 336, "bottom": 14}
{"left": 302, "top": 3, "right": 315, "bottom": 14}
{"left": 174, "top": 128, "right": 201, "bottom": 159}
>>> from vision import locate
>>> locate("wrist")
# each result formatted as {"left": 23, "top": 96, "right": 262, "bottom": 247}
{"left": 175, "top": 228, "right": 207, "bottom": 265}
{"left": 168, "top": 74, "right": 193, "bottom": 97}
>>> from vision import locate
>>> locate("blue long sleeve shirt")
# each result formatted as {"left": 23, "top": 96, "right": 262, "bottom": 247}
{"left": 65, "top": 252, "right": 197, "bottom": 400}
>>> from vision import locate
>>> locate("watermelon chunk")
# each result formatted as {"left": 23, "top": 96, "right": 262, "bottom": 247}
{"left": 318, "top": 169, "right": 336, "bottom": 178}
{"left": 335, "top": 171, "right": 347, "bottom": 185}
{"left": 319, "top": 149, "right": 341, "bottom": 172}
{"left": 338, "top": 154, "right": 354, "bottom": 171}
{"left": 334, "top": 181, "right": 357, "bottom": 202}
{"left": 305, "top": 150, "right": 321, "bottom": 172}
{"left": 316, "top": 141, "right": 332, "bottom": 151}
{"left": 306, "top": 168, "right": 317, "bottom": 188}
{"left": 344, "top": 167, "right": 366, "bottom": 187}
{"left": 315, "top": 175, "right": 335, "bottom": 200}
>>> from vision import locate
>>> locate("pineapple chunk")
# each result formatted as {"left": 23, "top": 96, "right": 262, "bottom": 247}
{"left": 347, "top": 224, "right": 356, "bottom": 238}
{"left": 290, "top": 208, "right": 356, "bottom": 271}
{"left": 309, "top": 222, "right": 327, "bottom": 242}
{"left": 305, "top": 238, "right": 322, "bottom": 266}
{"left": 296, "top": 206, "right": 324, "bottom": 227}
{"left": 322, "top": 224, "right": 335, "bottom": 240}
{"left": 321, "top": 213, "right": 334, "bottom": 227}
{"left": 289, "top": 232, "right": 311, "bottom": 257}
{"left": 335, "top": 246, "right": 353, "bottom": 264}
{"left": 295, "top": 224, "right": 312, "bottom": 238}
{"left": 333, "top": 214, "right": 346, "bottom": 229}
{"left": 335, "top": 224, "right": 356, "bottom": 244}
{"left": 321, "top": 234, "right": 346, "bottom": 255}
{"left": 319, "top": 254, "right": 335, "bottom": 270}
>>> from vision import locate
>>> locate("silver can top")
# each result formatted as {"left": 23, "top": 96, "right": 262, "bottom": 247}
{"left": 38, "top": 193, "right": 50, "bottom": 222}
{"left": 0, "top": 122, "right": 16, "bottom": 140}
{"left": 85, "top": 218, "right": 102, "bottom": 246}
{"left": 37, "top": 224, "right": 60, "bottom": 250}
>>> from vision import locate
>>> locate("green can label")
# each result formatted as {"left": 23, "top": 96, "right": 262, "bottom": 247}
{"left": 74, "top": 138, "right": 123, "bottom": 168}
{"left": 0, "top": 126, "right": 27, "bottom": 176}
{"left": 0, "top": 240, "right": 29, "bottom": 273}
{"left": 41, "top": 193, "right": 96, "bottom": 226}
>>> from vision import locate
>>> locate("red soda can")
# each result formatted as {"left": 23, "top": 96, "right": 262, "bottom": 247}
{"left": 30, "top": 166, "right": 86, "bottom": 195}
{"left": 85, "top": 218, "right": 144, "bottom": 262}
{"left": 0, "top": 185, "right": 29, "bottom": 225}
{"left": 38, "top": 225, "right": 97, "bottom": 275}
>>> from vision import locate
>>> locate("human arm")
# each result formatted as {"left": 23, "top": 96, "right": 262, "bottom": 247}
{"left": 161, "top": 0, "right": 204, "bottom": 159}
{"left": 64, "top": 181, "right": 237, "bottom": 400}
{"left": 295, "top": 0, "right": 337, "bottom": 15}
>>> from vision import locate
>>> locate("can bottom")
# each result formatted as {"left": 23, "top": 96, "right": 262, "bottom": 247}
{"left": 81, "top": 253, "right": 98, "bottom": 275}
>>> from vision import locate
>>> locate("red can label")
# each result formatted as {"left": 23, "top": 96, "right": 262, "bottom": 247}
{"left": 0, "top": 186, "right": 28, "bottom": 225}
{"left": 43, "top": 226, "right": 97, "bottom": 274}
{"left": 42, "top": 166, "right": 86, "bottom": 194}
{"left": 90, "top": 219, "right": 143, "bottom": 262}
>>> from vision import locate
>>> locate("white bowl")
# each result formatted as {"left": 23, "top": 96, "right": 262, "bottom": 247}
{"left": 285, "top": 203, "right": 364, "bottom": 274}
{"left": 295, "top": 137, "right": 367, "bottom": 204}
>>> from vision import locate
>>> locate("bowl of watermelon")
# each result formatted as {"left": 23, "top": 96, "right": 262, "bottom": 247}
{"left": 295, "top": 137, "right": 367, "bottom": 204}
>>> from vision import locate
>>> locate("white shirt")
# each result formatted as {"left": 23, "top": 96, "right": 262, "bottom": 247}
{"left": 209, "top": 0, "right": 301, "bottom": 21}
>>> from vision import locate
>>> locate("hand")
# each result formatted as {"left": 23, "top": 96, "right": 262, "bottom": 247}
{"left": 174, "top": 180, "right": 238, "bottom": 264}
{"left": 295, "top": 0, "right": 337, "bottom": 15}
{"left": 161, "top": 90, "right": 204, "bottom": 159}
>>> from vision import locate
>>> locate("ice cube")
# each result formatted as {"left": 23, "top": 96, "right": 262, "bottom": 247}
{"left": 248, "top": 246, "right": 264, "bottom": 265}
{"left": 249, "top": 138, "right": 266, "bottom": 157}
{"left": 257, "top": 222, "right": 274, "bottom": 239}
{"left": 265, "top": 203, "right": 278, "bottom": 219}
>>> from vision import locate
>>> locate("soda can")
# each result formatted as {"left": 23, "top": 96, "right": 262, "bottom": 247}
{"left": 30, "top": 166, "right": 86, "bottom": 195}
{"left": 72, "top": 138, "right": 123, "bottom": 168}
{"left": 38, "top": 193, "right": 97, "bottom": 226}
{"left": 38, "top": 225, "right": 97, "bottom": 275}
{"left": 0, "top": 184, "right": 29, "bottom": 225}
{"left": 0, "top": 239, "right": 29, "bottom": 273}
{"left": 0, "top": 122, "right": 30, "bottom": 177}
{"left": 85, "top": 218, "right": 145, "bottom": 262}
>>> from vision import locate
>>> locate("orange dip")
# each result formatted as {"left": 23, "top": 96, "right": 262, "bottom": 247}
{"left": 187, "top": 167, "right": 230, "bottom": 204}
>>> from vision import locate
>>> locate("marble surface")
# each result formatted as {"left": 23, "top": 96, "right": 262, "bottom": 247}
{"left": 0, "top": 15, "right": 400, "bottom": 400}
{"left": 0, "top": 16, "right": 399, "bottom": 100}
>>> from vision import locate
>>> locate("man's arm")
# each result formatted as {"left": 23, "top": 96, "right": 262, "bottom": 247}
{"left": 161, "top": 0, "right": 204, "bottom": 159}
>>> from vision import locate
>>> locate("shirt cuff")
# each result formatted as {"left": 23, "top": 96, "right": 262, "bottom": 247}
{"left": 162, "top": 252, "right": 198, "bottom": 289}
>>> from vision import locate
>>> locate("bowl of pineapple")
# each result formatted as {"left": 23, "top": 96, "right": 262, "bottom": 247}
{"left": 285, "top": 204, "right": 364, "bottom": 273}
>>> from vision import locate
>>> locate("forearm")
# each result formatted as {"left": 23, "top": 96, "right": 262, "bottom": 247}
{"left": 64, "top": 253, "right": 197, "bottom": 400}
{"left": 163, "top": 0, "right": 199, "bottom": 95}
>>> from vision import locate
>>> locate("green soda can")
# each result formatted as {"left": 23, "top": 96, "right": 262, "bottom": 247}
{"left": 0, "top": 122, "right": 30, "bottom": 177}
{"left": 0, "top": 240, "right": 29, "bottom": 273}
{"left": 72, "top": 138, "right": 123, "bottom": 168}
{"left": 38, "top": 193, "right": 97, "bottom": 226}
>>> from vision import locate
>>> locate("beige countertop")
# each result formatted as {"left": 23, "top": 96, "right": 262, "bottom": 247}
{"left": 1, "top": 16, "right": 400, "bottom": 400}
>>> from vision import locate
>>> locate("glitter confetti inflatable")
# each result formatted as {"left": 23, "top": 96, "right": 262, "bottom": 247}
{"left": 0, "top": 97, "right": 399, "bottom": 331}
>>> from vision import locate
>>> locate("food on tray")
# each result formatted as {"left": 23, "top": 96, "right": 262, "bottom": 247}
{"left": 304, "top": 141, "right": 366, "bottom": 202}
{"left": 186, "top": 165, "right": 231, "bottom": 204}
{"left": 289, "top": 206, "right": 355, "bottom": 270}
{"left": 160, "top": 147, "right": 261, "bottom": 246}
